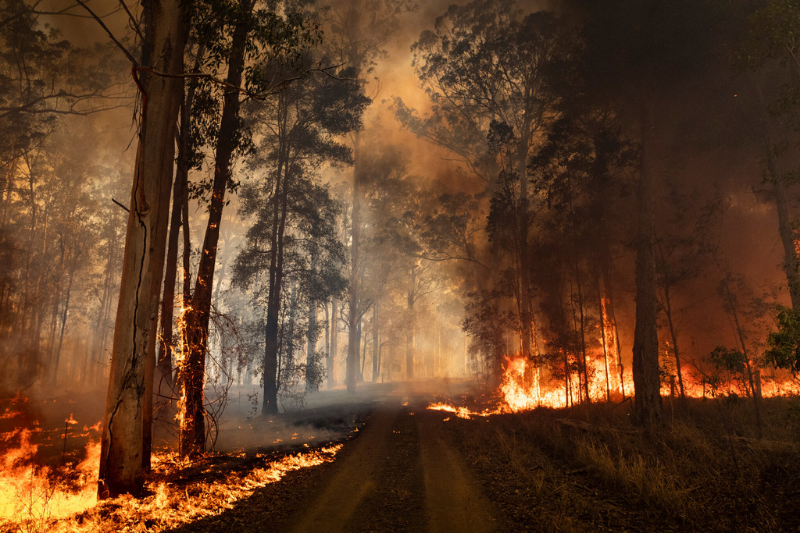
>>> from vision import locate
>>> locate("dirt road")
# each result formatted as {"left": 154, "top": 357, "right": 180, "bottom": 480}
{"left": 286, "top": 403, "right": 496, "bottom": 532}
{"left": 169, "top": 383, "right": 498, "bottom": 533}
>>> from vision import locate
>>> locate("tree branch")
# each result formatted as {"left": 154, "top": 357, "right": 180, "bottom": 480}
{"left": 74, "top": 0, "right": 138, "bottom": 65}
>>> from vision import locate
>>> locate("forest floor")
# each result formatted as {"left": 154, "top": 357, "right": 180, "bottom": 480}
{"left": 167, "top": 383, "right": 800, "bottom": 533}
{"left": 4, "top": 382, "right": 800, "bottom": 532}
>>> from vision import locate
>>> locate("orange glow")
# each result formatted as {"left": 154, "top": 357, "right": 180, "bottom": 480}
{"left": 174, "top": 299, "right": 192, "bottom": 432}
{"left": 1, "top": 440, "right": 342, "bottom": 532}
{"left": 429, "top": 349, "right": 800, "bottom": 418}
{"left": 0, "top": 430, "right": 100, "bottom": 526}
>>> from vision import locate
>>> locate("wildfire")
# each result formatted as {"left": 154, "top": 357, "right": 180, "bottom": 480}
{"left": 429, "top": 347, "right": 800, "bottom": 419}
{"left": 1, "top": 439, "right": 342, "bottom": 532}
{"left": 428, "top": 403, "right": 492, "bottom": 420}
{"left": 0, "top": 429, "right": 100, "bottom": 528}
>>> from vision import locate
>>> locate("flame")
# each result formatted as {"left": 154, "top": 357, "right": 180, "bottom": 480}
{"left": 429, "top": 346, "right": 800, "bottom": 418}
{"left": 0, "top": 429, "right": 100, "bottom": 527}
{"left": 174, "top": 299, "right": 193, "bottom": 434}
{"left": 1, "top": 440, "right": 342, "bottom": 532}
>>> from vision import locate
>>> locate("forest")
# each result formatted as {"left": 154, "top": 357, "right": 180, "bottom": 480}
{"left": 2, "top": 0, "right": 800, "bottom": 531}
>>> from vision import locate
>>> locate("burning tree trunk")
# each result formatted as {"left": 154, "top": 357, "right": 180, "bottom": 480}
{"left": 631, "top": 99, "right": 662, "bottom": 427}
{"left": 154, "top": 49, "right": 202, "bottom": 409}
{"left": 181, "top": 2, "right": 253, "bottom": 455}
{"left": 602, "top": 258, "right": 625, "bottom": 398}
{"left": 599, "top": 289, "right": 611, "bottom": 403}
{"left": 517, "top": 135, "right": 535, "bottom": 362}
{"left": 146, "top": 95, "right": 191, "bottom": 470}
{"left": 97, "top": 0, "right": 187, "bottom": 497}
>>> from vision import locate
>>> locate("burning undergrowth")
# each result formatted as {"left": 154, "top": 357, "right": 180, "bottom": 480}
{"left": 429, "top": 353, "right": 800, "bottom": 420}
{"left": 0, "top": 394, "right": 366, "bottom": 533}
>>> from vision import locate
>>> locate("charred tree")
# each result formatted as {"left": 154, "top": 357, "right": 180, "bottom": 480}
{"left": 631, "top": 99, "right": 662, "bottom": 427}
{"left": 181, "top": 0, "right": 254, "bottom": 456}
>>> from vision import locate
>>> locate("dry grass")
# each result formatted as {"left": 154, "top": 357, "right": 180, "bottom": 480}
{"left": 445, "top": 396, "right": 800, "bottom": 532}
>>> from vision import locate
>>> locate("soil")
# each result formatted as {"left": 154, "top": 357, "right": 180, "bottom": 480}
{"left": 167, "top": 381, "right": 499, "bottom": 533}
{"left": 165, "top": 385, "right": 800, "bottom": 532}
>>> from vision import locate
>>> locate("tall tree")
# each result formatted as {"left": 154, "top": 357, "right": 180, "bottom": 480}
{"left": 179, "top": 0, "right": 311, "bottom": 453}
{"left": 397, "top": 2, "right": 576, "bottom": 365}
{"left": 328, "top": 0, "right": 415, "bottom": 391}
{"left": 96, "top": 0, "right": 188, "bottom": 498}
{"left": 231, "top": 49, "right": 366, "bottom": 415}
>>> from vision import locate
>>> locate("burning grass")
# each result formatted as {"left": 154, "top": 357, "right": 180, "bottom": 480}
{"left": 0, "top": 442, "right": 342, "bottom": 533}
{"left": 429, "top": 354, "right": 800, "bottom": 419}
{"left": 0, "top": 429, "right": 100, "bottom": 532}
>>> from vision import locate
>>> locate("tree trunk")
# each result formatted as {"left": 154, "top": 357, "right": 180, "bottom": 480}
{"left": 306, "top": 294, "right": 318, "bottom": 392}
{"left": 323, "top": 301, "right": 331, "bottom": 387}
{"left": 181, "top": 1, "right": 253, "bottom": 456}
{"left": 719, "top": 275, "right": 763, "bottom": 439}
{"left": 602, "top": 257, "right": 625, "bottom": 398}
{"left": 599, "top": 288, "right": 611, "bottom": 402}
{"left": 153, "top": 163, "right": 182, "bottom": 390}
{"left": 155, "top": 55, "right": 200, "bottom": 405}
{"left": 262, "top": 92, "right": 292, "bottom": 416}
{"left": 575, "top": 260, "right": 590, "bottom": 403}
{"left": 631, "top": 98, "right": 662, "bottom": 427}
{"left": 346, "top": 134, "right": 362, "bottom": 393}
{"left": 661, "top": 282, "right": 686, "bottom": 400}
{"left": 406, "top": 265, "right": 416, "bottom": 380}
{"left": 372, "top": 303, "right": 379, "bottom": 382}
{"left": 51, "top": 268, "right": 75, "bottom": 384}
{"left": 357, "top": 315, "right": 364, "bottom": 382}
{"left": 770, "top": 163, "right": 800, "bottom": 310}
{"left": 517, "top": 126, "right": 535, "bottom": 362}
{"left": 751, "top": 77, "right": 800, "bottom": 311}
{"left": 328, "top": 298, "right": 337, "bottom": 388}
{"left": 98, "top": 0, "right": 187, "bottom": 498}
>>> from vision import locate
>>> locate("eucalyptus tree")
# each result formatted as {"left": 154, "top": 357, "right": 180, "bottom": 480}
{"left": 326, "top": 0, "right": 415, "bottom": 391}
{"left": 179, "top": 0, "right": 315, "bottom": 454}
{"left": 396, "top": 2, "right": 577, "bottom": 364}
{"left": 230, "top": 51, "right": 366, "bottom": 415}
{"left": 96, "top": 0, "right": 188, "bottom": 499}
{"left": 577, "top": 0, "right": 724, "bottom": 425}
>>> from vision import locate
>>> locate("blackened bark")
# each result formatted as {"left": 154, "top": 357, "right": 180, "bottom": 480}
{"left": 181, "top": 0, "right": 254, "bottom": 456}
{"left": 263, "top": 92, "right": 292, "bottom": 416}
{"left": 631, "top": 99, "right": 662, "bottom": 427}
